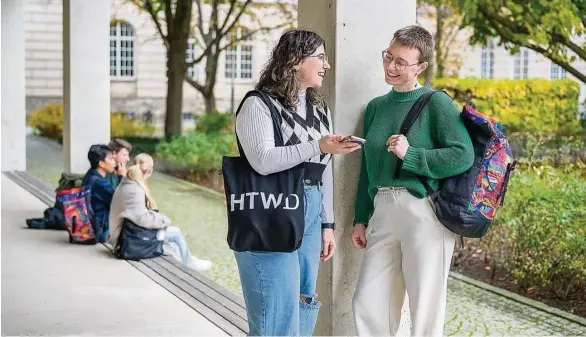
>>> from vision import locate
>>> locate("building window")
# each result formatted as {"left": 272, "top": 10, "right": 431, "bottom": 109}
{"left": 514, "top": 48, "right": 529, "bottom": 79}
{"left": 550, "top": 62, "right": 567, "bottom": 79}
{"left": 225, "top": 27, "right": 253, "bottom": 80}
{"left": 480, "top": 42, "right": 494, "bottom": 79}
{"left": 186, "top": 37, "right": 198, "bottom": 79}
{"left": 110, "top": 22, "right": 135, "bottom": 78}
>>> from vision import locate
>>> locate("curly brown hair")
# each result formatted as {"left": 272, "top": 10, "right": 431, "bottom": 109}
{"left": 256, "top": 29, "right": 326, "bottom": 111}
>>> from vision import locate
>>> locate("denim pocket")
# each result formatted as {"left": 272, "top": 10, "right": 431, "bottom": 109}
{"left": 299, "top": 297, "right": 321, "bottom": 336}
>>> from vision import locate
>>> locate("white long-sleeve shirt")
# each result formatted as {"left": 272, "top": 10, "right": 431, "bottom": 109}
{"left": 235, "top": 91, "right": 335, "bottom": 224}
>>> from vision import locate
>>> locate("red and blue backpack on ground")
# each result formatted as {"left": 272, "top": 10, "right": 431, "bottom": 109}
{"left": 398, "top": 90, "right": 516, "bottom": 238}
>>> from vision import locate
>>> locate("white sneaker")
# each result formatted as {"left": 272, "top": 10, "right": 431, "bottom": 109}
{"left": 186, "top": 256, "right": 213, "bottom": 272}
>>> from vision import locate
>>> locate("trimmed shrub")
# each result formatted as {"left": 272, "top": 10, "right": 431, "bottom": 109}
{"left": 482, "top": 163, "right": 586, "bottom": 297}
{"left": 28, "top": 103, "right": 64, "bottom": 141}
{"left": 28, "top": 104, "right": 155, "bottom": 141}
{"left": 195, "top": 111, "right": 235, "bottom": 135}
{"left": 433, "top": 78, "right": 582, "bottom": 135}
{"left": 156, "top": 133, "right": 237, "bottom": 174}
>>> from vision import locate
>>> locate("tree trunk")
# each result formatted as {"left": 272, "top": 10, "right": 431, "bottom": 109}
{"left": 425, "top": 57, "right": 434, "bottom": 86}
{"left": 165, "top": 41, "right": 187, "bottom": 138}
{"left": 435, "top": 6, "right": 446, "bottom": 78}
{"left": 204, "top": 90, "right": 217, "bottom": 115}
{"left": 202, "top": 45, "right": 220, "bottom": 115}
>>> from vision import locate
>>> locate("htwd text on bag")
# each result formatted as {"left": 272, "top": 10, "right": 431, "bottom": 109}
{"left": 222, "top": 90, "right": 305, "bottom": 253}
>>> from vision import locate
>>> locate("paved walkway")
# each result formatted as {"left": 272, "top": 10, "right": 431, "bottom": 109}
{"left": 1, "top": 174, "right": 226, "bottom": 336}
{"left": 23, "top": 136, "right": 586, "bottom": 336}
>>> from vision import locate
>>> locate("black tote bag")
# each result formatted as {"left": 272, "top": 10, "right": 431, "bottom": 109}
{"left": 222, "top": 90, "right": 306, "bottom": 253}
{"left": 117, "top": 218, "right": 164, "bottom": 261}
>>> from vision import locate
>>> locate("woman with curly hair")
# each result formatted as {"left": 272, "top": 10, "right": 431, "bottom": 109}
{"left": 234, "top": 29, "right": 360, "bottom": 336}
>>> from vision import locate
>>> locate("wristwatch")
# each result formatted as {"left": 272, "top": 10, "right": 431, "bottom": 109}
{"left": 321, "top": 222, "right": 335, "bottom": 230}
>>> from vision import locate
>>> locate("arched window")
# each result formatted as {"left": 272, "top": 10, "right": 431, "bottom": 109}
{"left": 110, "top": 21, "right": 135, "bottom": 79}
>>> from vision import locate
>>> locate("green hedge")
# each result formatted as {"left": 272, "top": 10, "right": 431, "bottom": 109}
{"left": 482, "top": 163, "right": 586, "bottom": 297}
{"left": 157, "top": 111, "right": 238, "bottom": 174}
{"left": 433, "top": 78, "right": 582, "bottom": 135}
{"left": 156, "top": 133, "right": 237, "bottom": 173}
{"left": 195, "top": 112, "right": 235, "bottom": 135}
{"left": 123, "top": 136, "right": 161, "bottom": 156}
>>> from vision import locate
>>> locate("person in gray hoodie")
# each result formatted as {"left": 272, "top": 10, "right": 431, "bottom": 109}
{"left": 108, "top": 153, "right": 212, "bottom": 271}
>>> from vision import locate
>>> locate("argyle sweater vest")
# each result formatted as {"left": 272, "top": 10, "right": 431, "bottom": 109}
{"left": 267, "top": 95, "right": 333, "bottom": 181}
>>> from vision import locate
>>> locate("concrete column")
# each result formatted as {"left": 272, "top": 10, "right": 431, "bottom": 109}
{"left": 1, "top": 0, "right": 26, "bottom": 171}
{"left": 63, "top": 0, "right": 111, "bottom": 174}
{"left": 299, "top": 1, "right": 416, "bottom": 335}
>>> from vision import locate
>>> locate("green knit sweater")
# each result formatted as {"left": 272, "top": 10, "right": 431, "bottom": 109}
{"left": 354, "top": 86, "right": 474, "bottom": 225}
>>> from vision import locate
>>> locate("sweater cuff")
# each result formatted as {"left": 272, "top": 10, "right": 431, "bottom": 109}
{"left": 402, "top": 147, "right": 421, "bottom": 173}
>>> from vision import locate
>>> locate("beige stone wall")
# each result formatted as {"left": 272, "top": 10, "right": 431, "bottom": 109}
{"left": 24, "top": 0, "right": 63, "bottom": 108}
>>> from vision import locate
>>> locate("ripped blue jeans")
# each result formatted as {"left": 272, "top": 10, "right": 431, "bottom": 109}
{"left": 234, "top": 185, "right": 323, "bottom": 336}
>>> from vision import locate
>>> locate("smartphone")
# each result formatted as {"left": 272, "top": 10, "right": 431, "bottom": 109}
{"left": 343, "top": 135, "right": 366, "bottom": 145}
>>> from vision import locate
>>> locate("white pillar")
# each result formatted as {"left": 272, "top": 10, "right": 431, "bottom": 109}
{"left": 63, "top": 0, "right": 111, "bottom": 174}
{"left": 1, "top": 0, "right": 26, "bottom": 171}
{"left": 299, "top": 1, "right": 416, "bottom": 335}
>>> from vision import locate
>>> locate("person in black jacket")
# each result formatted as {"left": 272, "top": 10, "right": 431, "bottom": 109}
{"left": 83, "top": 144, "right": 117, "bottom": 242}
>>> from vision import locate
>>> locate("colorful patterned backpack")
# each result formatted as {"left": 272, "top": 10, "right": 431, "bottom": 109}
{"left": 397, "top": 90, "right": 516, "bottom": 238}
{"left": 56, "top": 186, "right": 97, "bottom": 244}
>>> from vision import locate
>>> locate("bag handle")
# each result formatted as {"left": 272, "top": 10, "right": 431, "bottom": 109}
{"left": 234, "top": 90, "right": 284, "bottom": 163}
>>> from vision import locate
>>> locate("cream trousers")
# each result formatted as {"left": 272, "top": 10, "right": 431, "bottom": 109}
{"left": 353, "top": 187, "right": 456, "bottom": 337}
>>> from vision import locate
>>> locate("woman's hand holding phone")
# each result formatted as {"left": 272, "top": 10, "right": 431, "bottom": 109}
{"left": 342, "top": 135, "right": 366, "bottom": 145}
{"left": 319, "top": 135, "right": 361, "bottom": 154}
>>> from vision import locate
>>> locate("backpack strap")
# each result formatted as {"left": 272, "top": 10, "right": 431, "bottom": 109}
{"left": 234, "top": 90, "right": 284, "bottom": 162}
{"left": 393, "top": 90, "right": 447, "bottom": 196}
{"left": 398, "top": 91, "right": 440, "bottom": 136}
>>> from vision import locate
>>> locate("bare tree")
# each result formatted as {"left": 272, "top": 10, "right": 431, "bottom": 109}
{"left": 130, "top": 0, "right": 296, "bottom": 138}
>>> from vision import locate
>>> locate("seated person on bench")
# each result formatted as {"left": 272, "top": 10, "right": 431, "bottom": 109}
{"left": 107, "top": 138, "right": 132, "bottom": 188}
{"left": 83, "top": 144, "right": 117, "bottom": 243}
{"left": 108, "top": 153, "right": 213, "bottom": 271}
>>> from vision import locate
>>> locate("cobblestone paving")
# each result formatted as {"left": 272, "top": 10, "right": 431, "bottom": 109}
{"left": 444, "top": 280, "right": 585, "bottom": 336}
{"left": 26, "top": 136, "right": 586, "bottom": 336}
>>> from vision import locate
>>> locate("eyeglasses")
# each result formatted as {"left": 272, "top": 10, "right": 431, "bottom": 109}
{"left": 308, "top": 53, "right": 329, "bottom": 64}
{"left": 382, "top": 50, "right": 420, "bottom": 71}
